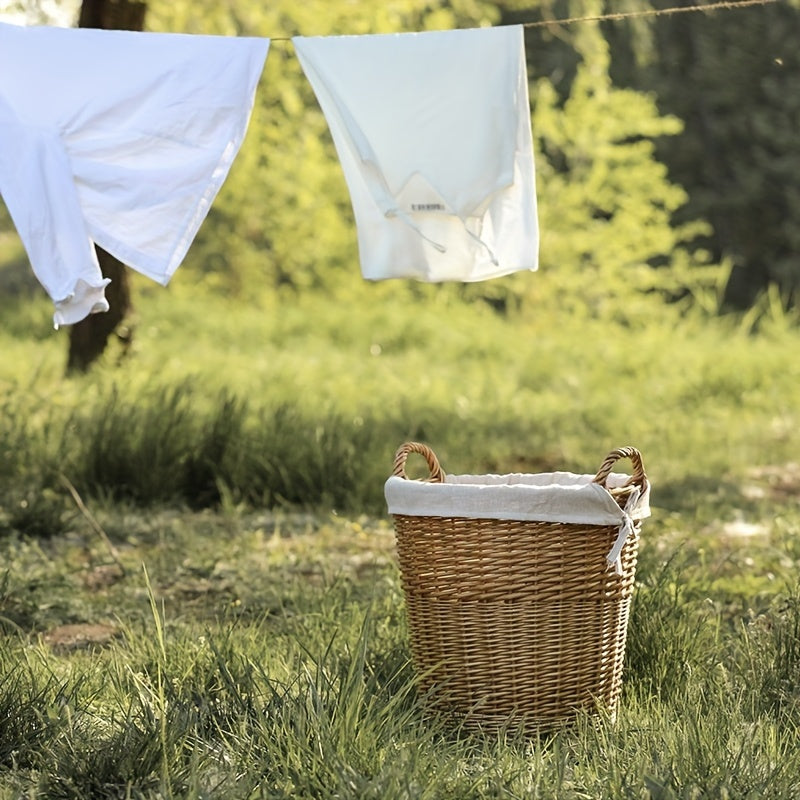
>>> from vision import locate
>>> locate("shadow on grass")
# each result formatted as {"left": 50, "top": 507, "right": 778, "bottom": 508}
{"left": 654, "top": 474, "right": 753, "bottom": 519}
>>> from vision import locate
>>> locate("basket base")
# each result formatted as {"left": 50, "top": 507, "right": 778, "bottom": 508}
{"left": 408, "top": 594, "right": 632, "bottom": 733}
{"left": 420, "top": 695, "right": 619, "bottom": 736}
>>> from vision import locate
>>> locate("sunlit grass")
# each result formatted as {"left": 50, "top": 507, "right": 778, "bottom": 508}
{"left": 2, "top": 266, "right": 800, "bottom": 796}
{"left": 0, "top": 503, "right": 800, "bottom": 798}
{"left": 2, "top": 274, "right": 799, "bottom": 522}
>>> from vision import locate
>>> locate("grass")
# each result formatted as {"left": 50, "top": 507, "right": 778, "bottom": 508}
{"left": 0, "top": 505, "right": 800, "bottom": 798}
{"left": 2, "top": 269, "right": 800, "bottom": 519}
{"left": 1, "top": 260, "right": 800, "bottom": 796}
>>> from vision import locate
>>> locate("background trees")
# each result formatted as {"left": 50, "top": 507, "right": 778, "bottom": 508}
{"left": 604, "top": 0, "right": 800, "bottom": 310}
{"left": 0, "top": 0, "right": 796, "bottom": 341}
{"left": 64, "top": 0, "right": 145, "bottom": 373}
{"left": 141, "top": 0, "right": 717, "bottom": 320}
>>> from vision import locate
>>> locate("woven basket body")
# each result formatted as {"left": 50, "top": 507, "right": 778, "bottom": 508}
{"left": 387, "top": 444, "right": 648, "bottom": 733}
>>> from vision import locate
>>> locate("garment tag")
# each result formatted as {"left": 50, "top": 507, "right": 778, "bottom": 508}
{"left": 410, "top": 202, "right": 446, "bottom": 212}
{"left": 394, "top": 173, "right": 452, "bottom": 215}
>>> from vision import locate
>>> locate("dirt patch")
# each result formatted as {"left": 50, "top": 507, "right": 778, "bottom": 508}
{"left": 743, "top": 463, "right": 800, "bottom": 500}
{"left": 82, "top": 563, "right": 125, "bottom": 591}
{"left": 43, "top": 622, "right": 120, "bottom": 652}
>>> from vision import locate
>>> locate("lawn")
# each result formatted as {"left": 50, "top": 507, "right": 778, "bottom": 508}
{"left": 1, "top": 266, "right": 800, "bottom": 798}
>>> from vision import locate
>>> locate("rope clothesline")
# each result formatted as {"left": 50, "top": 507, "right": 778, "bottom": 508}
{"left": 522, "top": 0, "right": 779, "bottom": 29}
{"left": 271, "top": 0, "right": 779, "bottom": 41}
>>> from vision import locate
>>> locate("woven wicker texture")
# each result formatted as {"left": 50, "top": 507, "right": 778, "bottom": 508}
{"left": 391, "top": 443, "right": 647, "bottom": 733}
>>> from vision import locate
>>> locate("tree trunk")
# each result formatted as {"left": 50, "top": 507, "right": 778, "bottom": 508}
{"left": 66, "top": 0, "right": 147, "bottom": 374}
{"left": 66, "top": 248, "right": 135, "bottom": 373}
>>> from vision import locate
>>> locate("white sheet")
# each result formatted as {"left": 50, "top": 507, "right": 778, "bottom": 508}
{"left": 294, "top": 26, "right": 538, "bottom": 283}
{"left": 0, "top": 22, "right": 269, "bottom": 326}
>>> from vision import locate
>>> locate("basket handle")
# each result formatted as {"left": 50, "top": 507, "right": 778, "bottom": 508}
{"left": 392, "top": 442, "right": 446, "bottom": 483}
{"left": 592, "top": 446, "right": 648, "bottom": 498}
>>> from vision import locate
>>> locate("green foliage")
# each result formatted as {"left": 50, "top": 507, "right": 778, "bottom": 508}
{"left": 0, "top": 651, "right": 84, "bottom": 772}
{"left": 741, "top": 587, "right": 800, "bottom": 724}
{"left": 1, "top": 281, "right": 800, "bottom": 521}
{"left": 624, "top": 552, "right": 721, "bottom": 704}
{"left": 0, "top": 2, "right": 799, "bottom": 795}
{"left": 139, "top": 0, "right": 721, "bottom": 319}
{"left": 606, "top": 0, "right": 800, "bottom": 310}
{"left": 0, "top": 0, "right": 782, "bottom": 318}
{"left": 497, "top": 2, "right": 723, "bottom": 319}
{"left": 141, "top": 0, "right": 504, "bottom": 298}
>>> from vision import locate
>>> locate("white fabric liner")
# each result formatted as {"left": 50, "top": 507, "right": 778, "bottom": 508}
{"left": 385, "top": 470, "right": 650, "bottom": 574}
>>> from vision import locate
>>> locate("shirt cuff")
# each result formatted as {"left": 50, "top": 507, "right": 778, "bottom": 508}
{"left": 52, "top": 277, "right": 111, "bottom": 329}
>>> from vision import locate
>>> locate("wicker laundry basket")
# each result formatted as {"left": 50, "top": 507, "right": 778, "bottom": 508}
{"left": 385, "top": 442, "right": 650, "bottom": 733}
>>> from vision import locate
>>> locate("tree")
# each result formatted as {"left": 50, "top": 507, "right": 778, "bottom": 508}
{"left": 605, "top": 0, "right": 800, "bottom": 310}
{"left": 0, "top": 0, "right": 728, "bottom": 332}
{"left": 143, "top": 0, "right": 715, "bottom": 321}
{"left": 142, "top": 0, "right": 507, "bottom": 298}
{"left": 463, "top": 0, "right": 722, "bottom": 319}
{"left": 65, "top": 0, "right": 146, "bottom": 373}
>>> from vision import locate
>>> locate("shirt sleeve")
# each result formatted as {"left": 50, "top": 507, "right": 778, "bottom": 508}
{"left": 0, "top": 107, "right": 110, "bottom": 327}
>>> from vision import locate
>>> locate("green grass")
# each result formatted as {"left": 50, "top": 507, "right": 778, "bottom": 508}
{"left": 2, "top": 264, "right": 800, "bottom": 797}
{"left": 2, "top": 271, "right": 799, "bottom": 520}
{"left": 0, "top": 506, "right": 800, "bottom": 798}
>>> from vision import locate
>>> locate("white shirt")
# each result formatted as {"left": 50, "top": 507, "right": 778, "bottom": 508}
{"left": 0, "top": 22, "right": 269, "bottom": 326}
{"left": 293, "top": 26, "right": 538, "bottom": 283}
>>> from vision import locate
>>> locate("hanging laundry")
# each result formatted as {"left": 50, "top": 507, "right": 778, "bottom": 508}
{"left": 293, "top": 26, "right": 538, "bottom": 283}
{"left": 0, "top": 22, "right": 269, "bottom": 327}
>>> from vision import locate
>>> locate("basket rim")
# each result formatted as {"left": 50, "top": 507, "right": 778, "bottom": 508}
{"left": 385, "top": 470, "right": 650, "bottom": 525}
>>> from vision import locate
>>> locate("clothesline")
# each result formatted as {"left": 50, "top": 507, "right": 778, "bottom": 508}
{"left": 0, "top": 4, "right": 780, "bottom": 328}
{"left": 0, "top": 22, "right": 538, "bottom": 326}
{"left": 269, "top": 0, "right": 778, "bottom": 41}
{"left": 521, "top": 0, "right": 779, "bottom": 29}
